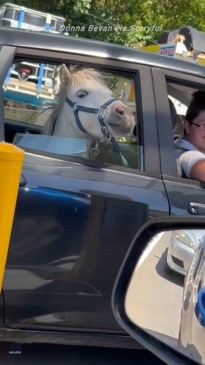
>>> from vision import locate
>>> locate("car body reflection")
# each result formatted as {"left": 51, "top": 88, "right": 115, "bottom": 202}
{"left": 179, "top": 232, "right": 205, "bottom": 363}
{"left": 125, "top": 229, "right": 205, "bottom": 364}
{"left": 165, "top": 230, "right": 204, "bottom": 276}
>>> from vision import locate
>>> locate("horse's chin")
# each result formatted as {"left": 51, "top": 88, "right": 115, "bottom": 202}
{"left": 106, "top": 114, "right": 135, "bottom": 136}
{"left": 88, "top": 120, "right": 133, "bottom": 140}
{"left": 108, "top": 124, "right": 132, "bottom": 137}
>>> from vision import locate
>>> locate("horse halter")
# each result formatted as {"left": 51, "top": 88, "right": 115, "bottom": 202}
{"left": 66, "top": 96, "right": 118, "bottom": 140}
{"left": 65, "top": 96, "right": 128, "bottom": 167}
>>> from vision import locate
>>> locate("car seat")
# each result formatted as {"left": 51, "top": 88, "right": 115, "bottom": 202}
{"left": 168, "top": 97, "right": 184, "bottom": 177}
{"left": 169, "top": 97, "right": 184, "bottom": 138}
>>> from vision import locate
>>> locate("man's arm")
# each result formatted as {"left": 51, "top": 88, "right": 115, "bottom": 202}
{"left": 179, "top": 150, "right": 205, "bottom": 182}
{"left": 190, "top": 160, "right": 205, "bottom": 182}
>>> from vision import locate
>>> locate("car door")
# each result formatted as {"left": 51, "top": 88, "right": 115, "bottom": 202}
{"left": 0, "top": 45, "right": 17, "bottom": 331}
{"left": 153, "top": 67, "right": 205, "bottom": 226}
{"left": 2, "top": 45, "right": 169, "bottom": 336}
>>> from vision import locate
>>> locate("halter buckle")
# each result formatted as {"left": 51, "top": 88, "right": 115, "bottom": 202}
{"left": 97, "top": 107, "right": 106, "bottom": 121}
{"left": 90, "top": 147, "right": 99, "bottom": 157}
{"left": 101, "top": 126, "right": 111, "bottom": 140}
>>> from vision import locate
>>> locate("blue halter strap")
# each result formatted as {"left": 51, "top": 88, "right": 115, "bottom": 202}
{"left": 65, "top": 96, "right": 128, "bottom": 166}
{"left": 66, "top": 96, "right": 118, "bottom": 138}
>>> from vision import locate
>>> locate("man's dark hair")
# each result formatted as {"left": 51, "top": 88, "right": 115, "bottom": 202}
{"left": 185, "top": 91, "right": 205, "bottom": 124}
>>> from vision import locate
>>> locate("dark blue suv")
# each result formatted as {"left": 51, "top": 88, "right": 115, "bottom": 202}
{"left": 0, "top": 26, "right": 205, "bottom": 352}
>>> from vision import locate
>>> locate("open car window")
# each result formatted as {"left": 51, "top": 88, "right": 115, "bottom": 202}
{"left": 3, "top": 58, "right": 145, "bottom": 171}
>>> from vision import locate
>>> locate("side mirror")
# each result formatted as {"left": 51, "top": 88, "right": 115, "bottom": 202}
{"left": 112, "top": 217, "right": 205, "bottom": 365}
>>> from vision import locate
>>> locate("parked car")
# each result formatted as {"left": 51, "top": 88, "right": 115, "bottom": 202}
{"left": 179, "top": 232, "right": 205, "bottom": 363}
{"left": 1, "top": 26, "right": 205, "bottom": 352}
{"left": 165, "top": 229, "right": 204, "bottom": 276}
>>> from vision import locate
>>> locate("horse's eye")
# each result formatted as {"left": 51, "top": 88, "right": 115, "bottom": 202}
{"left": 77, "top": 90, "right": 88, "bottom": 98}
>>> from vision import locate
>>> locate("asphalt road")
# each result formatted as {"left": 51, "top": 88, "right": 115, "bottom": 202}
{"left": 0, "top": 342, "right": 165, "bottom": 364}
{"left": 125, "top": 231, "right": 184, "bottom": 350}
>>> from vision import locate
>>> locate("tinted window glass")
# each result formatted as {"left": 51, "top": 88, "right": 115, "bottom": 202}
{"left": 3, "top": 59, "right": 144, "bottom": 171}
{"left": 4, "top": 9, "right": 13, "bottom": 19}
{"left": 23, "top": 13, "right": 45, "bottom": 27}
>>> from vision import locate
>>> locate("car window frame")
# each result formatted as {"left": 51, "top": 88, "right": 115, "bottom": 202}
{"left": 1, "top": 45, "right": 161, "bottom": 177}
{"left": 152, "top": 66, "right": 205, "bottom": 186}
{"left": 0, "top": 45, "right": 16, "bottom": 140}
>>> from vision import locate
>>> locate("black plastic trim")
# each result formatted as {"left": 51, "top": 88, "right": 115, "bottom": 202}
{"left": 0, "top": 45, "right": 16, "bottom": 140}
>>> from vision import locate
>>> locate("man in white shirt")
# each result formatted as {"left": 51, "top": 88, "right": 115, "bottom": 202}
{"left": 175, "top": 91, "right": 205, "bottom": 182}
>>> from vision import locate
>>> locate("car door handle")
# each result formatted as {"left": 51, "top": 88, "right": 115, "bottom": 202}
{"left": 188, "top": 202, "right": 205, "bottom": 215}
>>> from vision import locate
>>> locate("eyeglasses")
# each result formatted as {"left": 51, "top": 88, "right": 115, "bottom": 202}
{"left": 191, "top": 121, "right": 205, "bottom": 131}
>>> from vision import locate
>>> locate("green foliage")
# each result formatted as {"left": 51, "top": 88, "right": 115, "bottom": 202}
{"left": 105, "top": 77, "right": 118, "bottom": 92}
{"left": 1, "top": 0, "right": 205, "bottom": 45}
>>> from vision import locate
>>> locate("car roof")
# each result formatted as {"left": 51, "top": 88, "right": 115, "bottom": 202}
{"left": 1, "top": 27, "right": 205, "bottom": 78}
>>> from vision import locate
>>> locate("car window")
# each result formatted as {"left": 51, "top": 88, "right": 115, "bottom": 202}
{"left": 166, "top": 81, "right": 190, "bottom": 139}
{"left": 3, "top": 58, "right": 144, "bottom": 171}
{"left": 164, "top": 79, "right": 205, "bottom": 178}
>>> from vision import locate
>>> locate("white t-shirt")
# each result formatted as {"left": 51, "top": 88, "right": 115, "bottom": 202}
{"left": 175, "top": 138, "right": 205, "bottom": 177}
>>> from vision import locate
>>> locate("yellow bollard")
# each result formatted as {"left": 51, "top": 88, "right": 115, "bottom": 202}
{"left": 0, "top": 142, "right": 25, "bottom": 292}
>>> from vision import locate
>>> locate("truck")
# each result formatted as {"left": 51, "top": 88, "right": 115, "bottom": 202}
{"left": 1, "top": 2, "right": 65, "bottom": 122}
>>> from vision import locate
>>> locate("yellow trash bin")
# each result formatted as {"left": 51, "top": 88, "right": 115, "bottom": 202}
{"left": 0, "top": 142, "right": 25, "bottom": 292}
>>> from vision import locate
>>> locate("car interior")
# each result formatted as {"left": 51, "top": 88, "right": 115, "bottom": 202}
{"left": 3, "top": 63, "right": 135, "bottom": 142}
{"left": 3, "top": 62, "right": 142, "bottom": 169}
{"left": 166, "top": 82, "right": 201, "bottom": 178}
{"left": 2, "top": 63, "right": 203, "bottom": 176}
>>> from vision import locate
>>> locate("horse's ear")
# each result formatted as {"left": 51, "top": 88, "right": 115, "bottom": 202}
{"left": 59, "top": 64, "right": 72, "bottom": 85}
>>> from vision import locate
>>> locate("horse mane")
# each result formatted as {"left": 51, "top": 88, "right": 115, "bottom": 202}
{"left": 68, "top": 65, "right": 107, "bottom": 85}
{"left": 45, "top": 65, "right": 109, "bottom": 133}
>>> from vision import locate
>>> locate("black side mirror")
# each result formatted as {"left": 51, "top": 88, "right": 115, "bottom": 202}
{"left": 112, "top": 217, "right": 205, "bottom": 365}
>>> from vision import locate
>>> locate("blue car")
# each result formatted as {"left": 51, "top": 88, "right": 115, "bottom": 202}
{"left": 179, "top": 233, "right": 205, "bottom": 363}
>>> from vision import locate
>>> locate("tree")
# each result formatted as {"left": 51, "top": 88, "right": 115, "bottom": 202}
{"left": 64, "top": 0, "right": 205, "bottom": 46}
{"left": 1, "top": 0, "right": 205, "bottom": 46}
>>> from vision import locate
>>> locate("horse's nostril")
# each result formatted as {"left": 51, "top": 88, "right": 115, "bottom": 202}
{"left": 116, "top": 107, "right": 124, "bottom": 115}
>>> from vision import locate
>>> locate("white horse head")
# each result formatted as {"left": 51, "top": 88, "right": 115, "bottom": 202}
{"left": 49, "top": 64, "right": 135, "bottom": 140}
